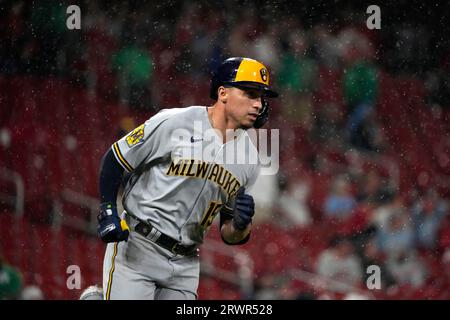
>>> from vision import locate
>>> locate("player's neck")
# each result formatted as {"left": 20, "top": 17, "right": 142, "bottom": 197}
{"left": 207, "top": 105, "right": 238, "bottom": 143}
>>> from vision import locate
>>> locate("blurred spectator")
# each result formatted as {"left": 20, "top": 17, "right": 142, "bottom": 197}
{"left": 348, "top": 106, "right": 386, "bottom": 152}
{"left": 0, "top": 254, "right": 23, "bottom": 300}
{"left": 117, "top": 116, "right": 136, "bottom": 139}
{"left": 294, "top": 291, "right": 317, "bottom": 300}
{"left": 385, "top": 250, "right": 427, "bottom": 288}
{"left": 355, "top": 170, "right": 381, "bottom": 203}
{"left": 412, "top": 189, "right": 448, "bottom": 250}
{"left": 359, "top": 238, "right": 396, "bottom": 289}
{"left": 324, "top": 175, "right": 357, "bottom": 220}
{"left": 438, "top": 213, "right": 450, "bottom": 252}
{"left": 340, "top": 29, "right": 379, "bottom": 151}
{"left": 442, "top": 249, "right": 450, "bottom": 290}
{"left": 279, "top": 90, "right": 314, "bottom": 135}
{"left": 277, "top": 30, "right": 318, "bottom": 94}
{"left": 0, "top": 128, "right": 12, "bottom": 149}
{"left": 343, "top": 292, "right": 371, "bottom": 300}
{"left": 310, "top": 102, "right": 346, "bottom": 151}
{"left": 316, "top": 236, "right": 363, "bottom": 292}
{"left": 277, "top": 29, "right": 318, "bottom": 126}
{"left": 376, "top": 209, "right": 415, "bottom": 258}
{"left": 252, "top": 274, "right": 290, "bottom": 300}
{"left": 369, "top": 193, "right": 404, "bottom": 230}
{"left": 28, "top": 1, "right": 67, "bottom": 75}
{"left": 251, "top": 24, "right": 281, "bottom": 71}
{"left": 355, "top": 170, "right": 394, "bottom": 206}
{"left": 383, "top": 23, "right": 431, "bottom": 74}
{"left": 112, "top": 40, "right": 153, "bottom": 110}
{"left": 425, "top": 69, "right": 450, "bottom": 108}
{"left": 310, "top": 25, "right": 341, "bottom": 70}
{"left": 276, "top": 174, "right": 312, "bottom": 228}
{"left": 228, "top": 9, "right": 261, "bottom": 58}
{"left": 0, "top": 1, "right": 25, "bottom": 74}
{"left": 20, "top": 285, "right": 44, "bottom": 300}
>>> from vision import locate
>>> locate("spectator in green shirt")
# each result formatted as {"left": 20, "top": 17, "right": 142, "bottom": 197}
{"left": 278, "top": 31, "right": 318, "bottom": 94}
{"left": 112, "top": 42, "right": 153, "bottom": 110}
{"left": 0, "top": 255, "right": 23, "bottom": 300}
{"left": 343, "top": 60, "right": 378, "bottom": 111}
{"left": 343, "top": 60, "right": 380, "bottom": 151}
{"left": 277, "top": 31, "right": 318, "bottom": 124}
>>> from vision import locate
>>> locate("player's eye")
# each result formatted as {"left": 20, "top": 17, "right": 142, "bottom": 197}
{"left": 245, "top": 90, "right": 262, "bottom": 100}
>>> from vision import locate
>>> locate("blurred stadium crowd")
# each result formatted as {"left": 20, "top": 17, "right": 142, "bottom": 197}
{"left": 0, "top": 1, "right": 449, "bottom": 299}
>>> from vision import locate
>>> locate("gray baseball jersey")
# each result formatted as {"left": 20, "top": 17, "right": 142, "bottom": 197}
{"left": 103, "top": 106, "right": 260, "bottom": 300}
{"left": 111, "top": 106, "right": 260, "bottom": 245}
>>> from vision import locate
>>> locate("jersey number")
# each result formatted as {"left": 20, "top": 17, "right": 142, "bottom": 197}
{"left": 200, "top": 201, "right": 222, "bottom": 229}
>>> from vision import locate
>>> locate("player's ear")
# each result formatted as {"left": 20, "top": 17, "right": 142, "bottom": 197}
{"left": 218, "top": 86, "right": 228, "bottom": 103}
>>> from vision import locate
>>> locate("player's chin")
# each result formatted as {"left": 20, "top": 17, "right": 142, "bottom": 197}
{"left": 240, "top": 115, "right": 257, "bottom": 129}
{"left": 240, "top": 119, "right": 255, "bottom": 130}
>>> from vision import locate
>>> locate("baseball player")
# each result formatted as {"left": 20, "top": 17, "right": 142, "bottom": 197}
{"left": 97, "top": 57, "right": 278, "bottom": 300}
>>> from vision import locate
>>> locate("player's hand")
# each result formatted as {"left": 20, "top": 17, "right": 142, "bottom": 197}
{"left": 97, "top": 203, "right": 130, "bottom": 243}
{"left": 232, "top": 187, "right": 255, "bottom": 230}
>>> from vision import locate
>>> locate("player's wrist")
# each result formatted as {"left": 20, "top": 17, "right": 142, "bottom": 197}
{"left": 223, "top": 220, "right": 251, "bottom": 243}
{"left": 100, "top": 202, "right": 116, "bottom": 211}
{"left": 98, "top": 202, "right": 119, "bottom": 221}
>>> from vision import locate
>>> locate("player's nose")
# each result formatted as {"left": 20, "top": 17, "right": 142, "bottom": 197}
{"left": 252, "top": 98, "right": 262, "bottom": 113}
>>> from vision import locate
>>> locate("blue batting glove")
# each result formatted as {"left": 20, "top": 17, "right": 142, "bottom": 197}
{"left": 97, "top": 203, "right": 129, "bottom": 243}
{"left": 233, "top": 187, "right": 255, "bottom": 230}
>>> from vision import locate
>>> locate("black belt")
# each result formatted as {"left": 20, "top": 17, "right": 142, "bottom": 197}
{"left": 134, "top": 221, "right": 197, "bottom": 256}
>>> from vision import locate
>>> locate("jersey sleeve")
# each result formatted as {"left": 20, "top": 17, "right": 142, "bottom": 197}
{"left": 111, "top": 110, "right": 175, "bottom": 172}
{"left": 245, "top": 164, "right": 260, "bottom": 194}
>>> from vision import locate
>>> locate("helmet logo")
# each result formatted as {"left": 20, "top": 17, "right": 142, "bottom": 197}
{"left": 260, "top": 68, "right": 268, "bottom": 82}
